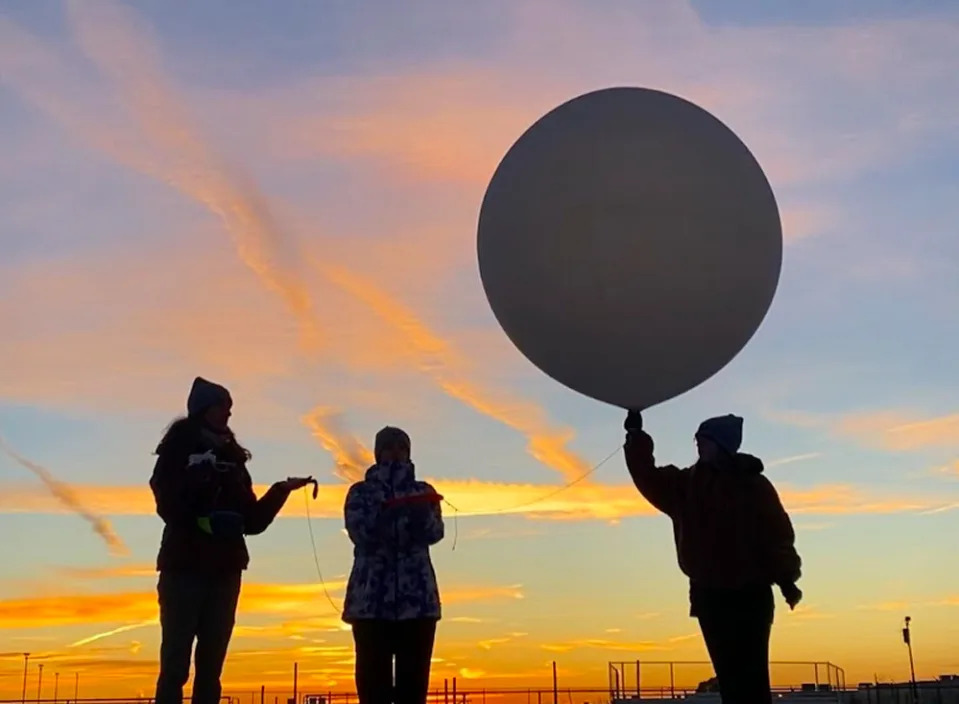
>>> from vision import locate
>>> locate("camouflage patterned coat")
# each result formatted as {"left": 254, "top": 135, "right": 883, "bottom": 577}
{"left": 342, "top": 461, "right": 444, "bottom": 623}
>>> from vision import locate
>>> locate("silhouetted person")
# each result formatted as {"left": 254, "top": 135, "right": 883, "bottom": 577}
{"left": 623, "top": 411, "right": 802, "bottom": 704}
{"left": 343, "top": 426, "right": 444, "bottom": 704}
{"left": 151, "top": 377, "right": 312, "bottom": 704}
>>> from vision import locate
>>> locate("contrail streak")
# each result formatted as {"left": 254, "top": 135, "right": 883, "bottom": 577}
{"left": 2, "top": 3, "right": 593, "bottom": 481}
{"left": 302, "top": 408, "right": 372, "bottom": 482}
{"left": 69, "top": 619, "right": 157, "bottom": 648}
{"left": 0, "top": 437, "right": 129, "bottom": 557}
{"left": 64, "top": 0, "right": 322, "bottom": 350}
{"left": 320, "top": 265, "right": 593, "bottom": 481}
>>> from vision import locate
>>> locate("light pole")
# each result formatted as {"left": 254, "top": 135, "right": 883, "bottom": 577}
{"left": 53, "top": 673, "right": 59, "bottom": 704}
{"left": 74, "top": 673, "right": 78, "bottom": 703}
{"left": 903, "top": 616, "right": 918, "bottom": 704}
{"left": 21, "top": 654, "right": 30, "bottom": 704}
{"left": 37, "top": 663, "right": 44, "bottom": 704}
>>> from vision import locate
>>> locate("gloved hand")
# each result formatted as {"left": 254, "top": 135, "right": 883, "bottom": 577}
{"left": 197, "top": 510, "right": 245, "bottom": 539}
{"left": 624, "top": 410, "right": 644, "bottom": 434}
{"left": 623, "top": 410, "right": 653, "bottom": 456}
{"left": 779, "top": 582, "right": 803, "bottom": 610}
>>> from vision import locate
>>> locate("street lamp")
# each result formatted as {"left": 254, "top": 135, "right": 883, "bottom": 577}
{"left": 37, "top": 664, "right": 44, "bottom": 704}
{"left": 903, "top": 616, "right": 918, "bottom": 704}
{"left": 53, "top": 673, "right": 59, "bottom": 704}
{"left": 21, "top": 654, "right": 30, "bottom": 704}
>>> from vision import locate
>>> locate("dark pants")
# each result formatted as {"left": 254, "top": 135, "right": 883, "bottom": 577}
{"left": 352, "top": 619, "right": 437, "bottom": 704}
{"left": 693, "top": 584, "right": 774, "bottom": 704}
{"left": 155, "top": 571, "right": 242, "bottom": 704}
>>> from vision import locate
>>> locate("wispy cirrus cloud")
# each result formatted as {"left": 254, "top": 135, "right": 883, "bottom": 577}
{"left": 0, "top": 478, "right": 954, "bottom": 522}
{"left": 772, "top": 408, "right": 959, "bottom": 452}
{"left": 0, "top": 581, "right": 522, "bottom": 630}
{"left": 541, "top": 633, "right": 699, "bottom": 654}
{"left": 62, "top": 0, "right": 324, "bottom": 351}
{"left": 1, "top": 3, "right": 597, "bottom": 483}
{"left": 319, "top": 264, "right": 594, "bottom": 482}
{"left": 301, "top": 407, "right": 372, "bottom": 482}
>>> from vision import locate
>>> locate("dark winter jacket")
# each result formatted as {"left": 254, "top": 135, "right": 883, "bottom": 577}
{"left": 149, "top": 420, "right": 289, "bottom": 573}
{"left": 342, "top": 461, "right": 444, "bottom": 623}
{"left": 624, "top": 430, "right": 801, "bottom": 590}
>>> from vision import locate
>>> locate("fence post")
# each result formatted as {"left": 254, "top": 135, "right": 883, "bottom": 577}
{"left": 553, "top": 662, "right": 558, "bottom": 704}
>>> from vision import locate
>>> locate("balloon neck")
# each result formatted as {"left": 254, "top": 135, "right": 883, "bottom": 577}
{"left": 624, "top": 409, "right": 644, "bottom": 433}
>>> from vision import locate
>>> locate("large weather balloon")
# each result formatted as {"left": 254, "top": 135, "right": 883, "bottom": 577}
{"left": 477, "top": 87, "right": 782, "bottom": 410}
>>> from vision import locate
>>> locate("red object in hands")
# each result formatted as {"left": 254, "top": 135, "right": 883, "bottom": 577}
{"left": 384, "top": 493, "right": 443, "bottom": 508}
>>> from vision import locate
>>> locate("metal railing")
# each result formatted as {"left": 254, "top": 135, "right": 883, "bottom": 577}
{"left": 608, "top": 659, "right": 847, "bottom": 699}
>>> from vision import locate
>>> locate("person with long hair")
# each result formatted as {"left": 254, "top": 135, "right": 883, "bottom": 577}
{"left": 342, "top": 426, "right": 444, "bottom": 704}
{"left": 150, "top": 377, "right": 313, "bottom": 704}
{"left": 623, "top": 410, "right": 802, "bottom": 704}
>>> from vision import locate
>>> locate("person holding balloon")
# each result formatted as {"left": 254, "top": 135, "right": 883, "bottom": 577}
{"left": 475, "top": 85, "right": 801, "bottom": 703}
{"left": 623, "top": 410, "right": 801, "bottom": 704}
{"left": 342, "top": 426, "right": 445, "bottom": 704}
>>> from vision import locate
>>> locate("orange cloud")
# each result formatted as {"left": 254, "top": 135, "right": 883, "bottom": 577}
{"left": 301, "top": 408, "right": 372, "bottom": 482}
{"left": 56, "top": 564, "right": 158, "bottom": 580}
{"left": 0, "top": 245, "right": 306, "bottom": 414}
{"left": 319, "top": 264, "right": 593, "bottom": 482}
{"left": 0, "top": 477, "right": 954, "bottom": 523}
{"left": 540, "top": 636, "right": 693, "bottom": 654}
{"left": 882, "top": 414, "right": 959, "bottom": 450}
{"left": 0, "top": 581, "right": 522, "bottom": 630}
{"left": 277, "top": 71, "right": 533, "bottom": 186}
{"left": 778, "top": 408, "right": 959, "bottom": 452}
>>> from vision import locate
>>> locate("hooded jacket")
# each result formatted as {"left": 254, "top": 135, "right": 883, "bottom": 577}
{"left": 342, "top": 461, "right": 444, "bottom": 623}
{"left": 149, "top": 420, "right": 289, "bottom": 573}
{"left": 624, "top": 430, "right": 801, "bottom": 590}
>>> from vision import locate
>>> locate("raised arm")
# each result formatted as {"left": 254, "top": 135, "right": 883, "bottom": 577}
{"left": 623, "top": 429, "right": 686, "bottom": 517}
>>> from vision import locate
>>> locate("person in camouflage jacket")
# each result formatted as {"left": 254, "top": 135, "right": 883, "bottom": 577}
{"left": 343, "top": 426, "right": 444, "bottom": 704}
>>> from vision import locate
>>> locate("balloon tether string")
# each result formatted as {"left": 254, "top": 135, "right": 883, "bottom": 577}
{"left": 303, "top": 485, "right": 342, "bottom": 615}
{"left": 495, "top": 445, "right": 621, "bottom": 513}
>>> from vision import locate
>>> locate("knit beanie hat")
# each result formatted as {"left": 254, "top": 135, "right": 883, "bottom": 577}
{"left": 696, "top": 414, "right": 744, "bottom": 456}
{"left": 374, "top": 426, "right": 411, "bottom": 463}
{"left": 187, "top": 377, "right": 232, "bottom": 417}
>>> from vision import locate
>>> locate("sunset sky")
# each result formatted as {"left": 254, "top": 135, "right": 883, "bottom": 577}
{"left": 2, "top": 0, "right": 959, "bottom": 698}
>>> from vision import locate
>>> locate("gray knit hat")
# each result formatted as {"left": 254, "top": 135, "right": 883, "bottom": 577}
{"left": 187, "top": 377, "right": 232, "bottom": 417}
{"left": 696, "top": 414, "right": 744, "bottom": 456}
{"left": 374, "top": 426, "right": 411, "bottom": 462}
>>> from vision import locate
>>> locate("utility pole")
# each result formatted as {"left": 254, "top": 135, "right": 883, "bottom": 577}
{"left": 21, "top": 654, "right": 30, "bottom": 704}
{"left": 552, "top": 661, "right": 558, "bottom": 704}
{"left": 293, "top": 662, "right": 298, "bottom": 704}
{"left": 903, "top": 616, "right": 918, "bottom": 704}
{"left": 37, "top": 663, "right": 44, "bottom": 704}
